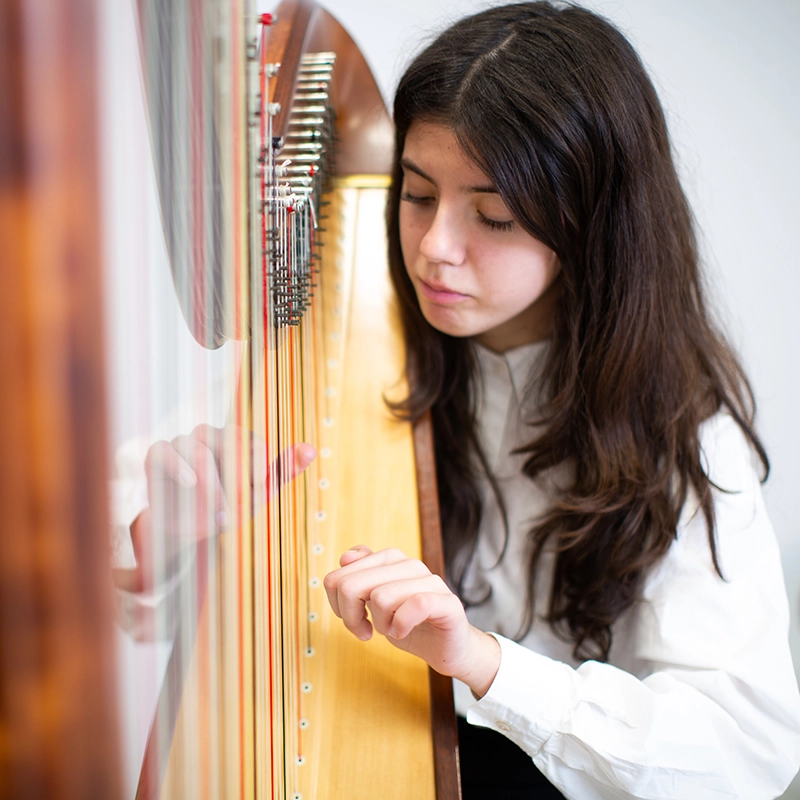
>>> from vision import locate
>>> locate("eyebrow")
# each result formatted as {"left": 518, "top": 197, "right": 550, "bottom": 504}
{"left": 400, "top": 157, "right": 498, "bottom": 195}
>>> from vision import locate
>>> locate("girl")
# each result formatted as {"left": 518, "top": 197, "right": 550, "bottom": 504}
{"left": 323, "top": 3, "right": 800, "bottom": 798}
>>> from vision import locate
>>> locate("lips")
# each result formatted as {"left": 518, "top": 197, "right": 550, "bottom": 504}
{"left": 417, "top": 278, "right": 469, "bottom": 304}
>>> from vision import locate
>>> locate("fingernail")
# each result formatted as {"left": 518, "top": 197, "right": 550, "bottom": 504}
{"left": 357, "top": 632, "right": 370, "bottom": 641}
{"left": 180, "top": 468, "right": 197, "bottom": 488}
{"left": 216, "top": 510, "right": 229, "bottom": 528}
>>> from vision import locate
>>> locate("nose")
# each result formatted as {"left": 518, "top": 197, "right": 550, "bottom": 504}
{"left": 418, "top": 205, "right": 466, "bottom": 266}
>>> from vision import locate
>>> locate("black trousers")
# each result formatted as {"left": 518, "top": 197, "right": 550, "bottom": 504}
{"left": 458, "top": 716, "right": 566, "bottom": 800}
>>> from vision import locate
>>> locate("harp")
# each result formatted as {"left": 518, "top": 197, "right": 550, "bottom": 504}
{"left": 0, "top": 0, "right": 460, "bottom": 798}
{"left": 127, "top": 3, "right": 461, "bottom": 794}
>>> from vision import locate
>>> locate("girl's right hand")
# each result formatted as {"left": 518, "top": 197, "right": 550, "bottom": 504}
{"left": 324, "top": 546, "right": 501, "bottom": 698}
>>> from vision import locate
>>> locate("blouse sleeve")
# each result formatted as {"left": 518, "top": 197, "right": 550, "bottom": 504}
{"left": 466, "top": 413, "right": 800, "bottom": 799}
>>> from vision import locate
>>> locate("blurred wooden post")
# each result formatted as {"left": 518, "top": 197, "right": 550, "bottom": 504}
{"left": 0, "top": 1, "right": 122, "bottom": 797}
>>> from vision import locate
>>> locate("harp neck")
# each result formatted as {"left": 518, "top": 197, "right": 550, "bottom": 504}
{"left": 263, "top": 0, "right": 392, "bottom": 176}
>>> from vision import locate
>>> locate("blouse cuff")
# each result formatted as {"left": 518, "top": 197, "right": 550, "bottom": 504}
{"left": 466, "top": 633, "right": 576, "bottom": 755}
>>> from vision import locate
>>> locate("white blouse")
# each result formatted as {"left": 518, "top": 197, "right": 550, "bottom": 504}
{"left": 454, "top": 341, "right": 800, "bottom": 799}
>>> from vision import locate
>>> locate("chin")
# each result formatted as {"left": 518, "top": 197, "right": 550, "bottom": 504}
{"left": 420, "top": 310, "right": 477, "bottom": 340}
{"left": 415, "top": 294, "right": 489, "bottom": 339}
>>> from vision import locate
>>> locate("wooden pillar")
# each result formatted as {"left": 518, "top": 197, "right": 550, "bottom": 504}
{"left": 0, "top": 1, "right": 122, "bottom": 797}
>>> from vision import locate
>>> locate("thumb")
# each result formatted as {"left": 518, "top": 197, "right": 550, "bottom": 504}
{"left": 292, "top": 443, "right": 317, "bottom": 475}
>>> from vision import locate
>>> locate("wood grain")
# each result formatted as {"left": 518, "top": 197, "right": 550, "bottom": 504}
{"left": 0, "top": 1, "right": 121, "bottom": 797}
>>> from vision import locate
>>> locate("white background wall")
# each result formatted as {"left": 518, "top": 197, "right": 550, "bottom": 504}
{"left": 260, "top": 0, "right": 800, "bottom": 792}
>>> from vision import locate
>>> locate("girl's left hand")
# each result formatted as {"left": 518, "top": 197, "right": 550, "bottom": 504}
{"left": 114, "top": 427, "right": 316, "bottom": 593}
{"left": 323, "top": 546, "right": 500, "bottom": 698}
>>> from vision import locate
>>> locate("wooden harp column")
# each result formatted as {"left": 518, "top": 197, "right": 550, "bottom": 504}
{"left": 0, "top": 1, "right": 121, "bottom": 798}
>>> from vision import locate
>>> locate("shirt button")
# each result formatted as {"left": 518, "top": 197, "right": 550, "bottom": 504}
{"left": 496, "top": 721, "right": 512, "bottom": 732}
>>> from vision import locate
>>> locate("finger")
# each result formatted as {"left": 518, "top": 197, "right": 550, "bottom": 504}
{"left": 191, "top": 424, "right": 224, "bottom": 461}
{"left": 204, "top": 429, "right": 315, "bottom": 488}
{"left": 322, "top": 571, "right": 372, "bottom": 639}
{"left": 171, "top": 435, "right": 231, "bottom": 530}
{"left": 192, "top": 424, "right": 241, "bottom": 504}
{"left": 293, "top": 443, "right": 317, "bottom": 475}
{"left": 328, "top": 559, "right": 431, "bottom": 639}
{"left": 367, "top": 574, "right": 451, "bottom": 637}
{"left": 324, "top": 551, "right": 368, "bottom": 618}
{"left": 195, "top": 424, "right": 265, "bottom": 492}
{"left": 335, "top": 547, "right": 411, "bottom": 576}
{"left": 144, "top": 440, "right": 197, "bottom": 487}
{"left": 324, "top": 548, "right": 412, "bottom": 617}
{"left": 268, "top": 443, "right": 317, "bottom": 494}
{"left": 391, "top": 591, "right": 465, "bottom": 640}
{"left": 338, "top": 545, "right": 373, "bottom": 567}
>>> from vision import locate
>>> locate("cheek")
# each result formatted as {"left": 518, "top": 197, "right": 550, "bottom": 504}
{"left": 487, "top": 249, "right": 560, "bottom": 306}
{"left": 534, "top": 253, "right": 561, "bottom": 295}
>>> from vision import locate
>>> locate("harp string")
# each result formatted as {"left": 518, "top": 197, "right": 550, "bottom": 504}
{"left": 112, "top": 0, "right": 357, "bottom": 794}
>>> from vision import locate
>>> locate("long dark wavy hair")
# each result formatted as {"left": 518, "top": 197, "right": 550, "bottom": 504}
{"left": 386, "top": 1, "right": 768, "bottom": 662}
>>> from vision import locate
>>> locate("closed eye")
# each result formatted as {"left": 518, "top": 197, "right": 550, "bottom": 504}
{"left": 478, "top": 211, "right": 514, "bottom": 232}
{"left": 400, "top": 191, "right": 435, "bottom": 205}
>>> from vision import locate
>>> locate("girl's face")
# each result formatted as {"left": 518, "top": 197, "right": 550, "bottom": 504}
{"left": 399, "top": 122, "right": 561, "bottom": 353}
